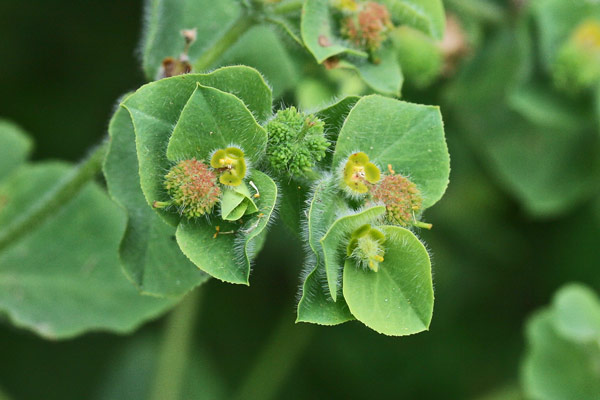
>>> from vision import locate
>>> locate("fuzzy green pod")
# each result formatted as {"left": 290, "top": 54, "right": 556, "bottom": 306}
{"left": 371, "top": 173, "right": 423, "bottom": 227}
{"left": 161, "top": 159, "right": 221, "bottom": 218}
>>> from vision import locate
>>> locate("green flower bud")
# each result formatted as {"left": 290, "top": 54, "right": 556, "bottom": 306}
{"left": 161, "top": 159, "right": 221, "bottom": 219}
{"left": 266, "top": 107, "right": 329, "bottom": 178}
{"left": 210, "top": 147, "right": 247, "bottom": 186}
{"left": 341, "top": 151, "right": 381, "bottom": 195}
{"left": 347, "top": 224, "right": 386, "bottom": 272}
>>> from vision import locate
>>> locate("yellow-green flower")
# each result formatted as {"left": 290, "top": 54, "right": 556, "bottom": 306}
{"left": 210, "top": 147, "right": 247, "bottom": 186}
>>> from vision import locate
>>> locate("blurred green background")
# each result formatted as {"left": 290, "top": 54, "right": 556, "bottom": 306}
{"left": 1, "top": 0, "right": 600, "bottom": 399}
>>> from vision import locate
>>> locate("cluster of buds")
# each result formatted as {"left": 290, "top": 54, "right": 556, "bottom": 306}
{"left": 371, "top": 172, "right": 423, "bottom": 227}
{"left": 347, "top": 224, "right": 386, "bottom": 272}
{"left": 341, "top": 151, "right": 381, "bottom": 196}
{"left": 266, "top": 107, "right": 329, "bottom": 178}
{"left": 158, "top": 158, "right": 221, "bottom": 219}
{"left": 553, "top": 19, "right": 600, "bottom": 91}
{"left": 210, "top": 147, "right": 247, "bottom": 186}
{"left": 339, "top": 1, "right": 392, "bottom": 55}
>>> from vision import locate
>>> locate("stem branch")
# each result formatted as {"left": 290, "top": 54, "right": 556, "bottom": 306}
{"left": 0, "top": 141, "right": 108, "bottom": 253}
{"left": 193, "top": 15, "right": 257, "bottom": 72}
{"left": 149, "top": 289, "right": 202, "bottom": 400}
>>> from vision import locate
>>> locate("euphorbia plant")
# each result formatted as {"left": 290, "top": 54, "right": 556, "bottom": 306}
{"left": 0, "top": 0, "right": 449, "bottom": 341}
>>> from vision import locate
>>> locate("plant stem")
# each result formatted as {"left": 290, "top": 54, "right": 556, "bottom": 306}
{"left": 193, "top": 15, "right": 257, "bottom": 72}
{"left": 0, "top": 141, "right": 108, "bottom": 253}
{"left": 272, "top": 0, "right": 304, "bottom": 15}
{"left": 232, "top": 312, "right": 314, "bottom": 400}
{"left": 149, "top": 289, "right": 202, "bottom": 400}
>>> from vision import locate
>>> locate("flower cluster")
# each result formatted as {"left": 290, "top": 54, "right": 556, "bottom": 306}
{"left": 210, "top": 147, "right": 247, "bottom": 186}
{"left": 266, "top": 107, "right": 329, "bottom": 178}
{"left": 341, "top": 151, "right": 381, "bottom": 195}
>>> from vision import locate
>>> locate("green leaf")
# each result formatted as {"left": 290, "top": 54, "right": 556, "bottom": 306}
{"left": 321, "top": 206, "right": 386, "bottom": 300}
{"left": 166, "top": 83, "right": 267, "bottom": 164}
{"left": 380, "top": 0, "right": 446, "bottom": 40}
{"left": 0, "top": 163, "right": 175, "bottom": 339}
{"left": 301, "top": 0, "right": 368, "bottom": 63}
{"left": 104, "top": 103, "right": 209, "bottom": 298}
{"left": 332, "top": 95, "right": 450, "bottom": 209}
{"left": 218, "top": 24, "right": 299, "bottom": 98}
{"left": 122, "top": 66, "right": 272, "bottom": 225}
{"left": 343, "top": 225, "right": 433, "bottom": 336}
{"left": 0, "top": 119, "right": 33, "bottom": 182}
{"left": 297, "top": 176, "right": 353, "bottom": 324}
{"left": 522, "top": 309, "right": 600, "bottom": 400}
{"left": 220, "top": 183, "right": 259, "bottom": 221}
{"left": 175, "top": 170, "right": 277, "bottom": 284}
{"left": 141, "top": 0, "right": 241, "bottom": 79}
{"left": 338, "top": 45, "right": 404, "bottom": 96}
{"left": 553, "top": 283, "right": 600, "bottom": 343}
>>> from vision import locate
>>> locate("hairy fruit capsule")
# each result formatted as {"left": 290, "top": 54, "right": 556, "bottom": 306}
{"left": 347, "top": 224, "right": 386, "bottom": 272}
{"left": 266, "top": 107, "right": 329, "bottom": 178}
{"left": 342, "top": 152, "right": 381, "bottom": 195}
{"left": 162, "top": 159, "right": 221, "bottom": 218}
{"left": 210, "top": 147, "right": 247, "bottom": 186}
{"left": 371, "top": 173, "right": 423, "bottom": 227}
{"left": 340, "top": 2, "right": 392, "bottom": 54}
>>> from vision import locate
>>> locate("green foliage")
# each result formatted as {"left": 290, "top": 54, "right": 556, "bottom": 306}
{"left": 0, "top": 163, "right": 175, "bottom": 339}
{"left": 522, "top": 284, "right": 600, "bottom": 400}
{"left": 0, "top": 119, "right": 32, "bottom": 181}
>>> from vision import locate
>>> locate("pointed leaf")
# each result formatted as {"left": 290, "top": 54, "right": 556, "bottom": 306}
{"left": 166, "top": 83, "right": 267, "bottom": 164}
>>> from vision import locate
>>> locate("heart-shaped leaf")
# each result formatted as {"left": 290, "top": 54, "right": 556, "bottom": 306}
{"left": 343, "top": 225, "right": 433, "bottom": 336}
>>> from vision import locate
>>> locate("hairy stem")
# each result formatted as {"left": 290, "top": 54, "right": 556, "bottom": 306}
{"left": 193, "top": 15, "right": 257, "bottom": 72}
{"left": 233, "top": 313, "right": 314, "bottom": 400}
{"left": 0, "top": 141, "right": 108, "bottom": 253}
{"left": 149, "top": 289, "right": 202, "bottom": 400}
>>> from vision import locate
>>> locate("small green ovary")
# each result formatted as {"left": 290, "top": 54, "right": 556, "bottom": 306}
{"left": 342, "top": 151, "right": 381, "bottom": 194}
{"left": 210, "top": 147, "right": 247, "bottom": 186}
{"left": 162, "top": 159, "right": 221, "bottom": 218}
{"left": 371, "top": 173, "right": 423, "bottom": 227}
{"left": 347, "top": 223, "right": 385, "bottom": 272}
{"left": 266, "top": 107, "right": 329, "bottom": 178}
